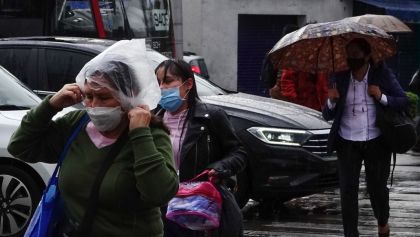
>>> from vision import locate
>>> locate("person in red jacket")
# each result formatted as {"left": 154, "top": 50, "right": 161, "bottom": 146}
{"left": 270, "top": 69, "right": 329, "bottom": 111}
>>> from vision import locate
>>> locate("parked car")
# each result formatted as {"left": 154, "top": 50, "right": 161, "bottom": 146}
{"left": 0, "top": 37, "right": 116, "bottom": 98}
{"left": 0, "top": 37, "right": 338, "bottom": 211}
{"left": 183, "top": 51, "right": 210, "bottom": 80}
{"left": 0, "top": 65, "right": 55, "bottom": 237}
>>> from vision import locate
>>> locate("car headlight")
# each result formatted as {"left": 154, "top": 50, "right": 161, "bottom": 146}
{"left": 247, "top": 127, "right": 312, "bottom": 146}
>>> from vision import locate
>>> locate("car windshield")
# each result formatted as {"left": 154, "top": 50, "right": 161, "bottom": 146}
{"left": 0, "top": 66, "right": 41, "bottom": 110}
{"left": 195, "top": 75, "right": 227, "bottom": 96}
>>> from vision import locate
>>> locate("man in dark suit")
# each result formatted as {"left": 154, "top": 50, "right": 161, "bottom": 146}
{"left": 322, "top": 38, "right": 408, "bottom": 237}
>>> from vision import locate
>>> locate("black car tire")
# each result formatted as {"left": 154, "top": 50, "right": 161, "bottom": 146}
{"left": 234, "top": 170, "right": 251, "bottom": 209}
{"left": 0, "top": 165, "right": 42, "bottom": 237}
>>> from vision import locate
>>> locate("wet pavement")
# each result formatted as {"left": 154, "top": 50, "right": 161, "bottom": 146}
{"left": 243, "top": 151, "right": 420, "bottom": 236}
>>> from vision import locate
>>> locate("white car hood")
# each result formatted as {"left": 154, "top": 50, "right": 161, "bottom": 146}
{"left": 0, "top": 110, "right": 29, "bottom": 158}
{"left": 0, "top": 107, "right": 75, "bottom": 184}
{"left": 0, "top": 110, "right": 28, "bottom": 123}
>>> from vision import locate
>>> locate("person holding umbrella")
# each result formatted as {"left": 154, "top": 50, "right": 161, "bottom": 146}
{"left": 322, "top": 38, "right": 408, "bottom": 237}
{"left": 268, "top": 18, "right": 409, "bottom": 236}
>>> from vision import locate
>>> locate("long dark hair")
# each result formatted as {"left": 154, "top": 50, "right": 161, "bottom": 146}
{"left": 155, "top": 59, "right": 200, "bottom": 109}
{"left": 150, "top": 116, "right": 170, "bottom": 134}
{"left": 154, "top": 59, "right": 200, "bottom": 136}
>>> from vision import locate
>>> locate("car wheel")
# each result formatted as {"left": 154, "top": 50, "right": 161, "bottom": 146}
{"left": 234, "top": 170, "right": 251, "bottom": 209}
{"left": 0, "top": 165, "right": 42, "bottom": 237}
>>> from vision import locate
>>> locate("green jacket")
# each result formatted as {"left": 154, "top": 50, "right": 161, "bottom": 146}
{"left": 8, "top": 98, "right": 179, "bottom": 237}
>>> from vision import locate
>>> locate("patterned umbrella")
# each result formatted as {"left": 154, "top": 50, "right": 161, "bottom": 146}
{"left": 347, "top": 14, "right": 412, "bottom": 34}
{"left": 268, "top": 18, "right": 396, "bottom": 73}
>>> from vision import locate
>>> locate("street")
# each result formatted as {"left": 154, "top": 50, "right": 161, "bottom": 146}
{"left": 243, "top": 151, "right": 420, "bottom": 236}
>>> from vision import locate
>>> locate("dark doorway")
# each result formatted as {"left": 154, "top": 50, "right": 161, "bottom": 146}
{"left": 237, "top": 14, "right": 298, "bottom": 96}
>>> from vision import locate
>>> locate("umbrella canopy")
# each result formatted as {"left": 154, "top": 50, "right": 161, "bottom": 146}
{"left": 347, "top": 14, "right": 412, "bottom": 34}
{"left": 268, "top": 18, "right": 396, "bottom": 73}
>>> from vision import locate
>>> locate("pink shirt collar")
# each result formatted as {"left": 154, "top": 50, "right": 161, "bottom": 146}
{"left": 85, "top": 121, "right": 117, "bottom": 148}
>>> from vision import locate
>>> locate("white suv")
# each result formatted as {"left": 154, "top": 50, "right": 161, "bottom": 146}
{"left": 0, "top": 66, "right": 56, "bottom": 237}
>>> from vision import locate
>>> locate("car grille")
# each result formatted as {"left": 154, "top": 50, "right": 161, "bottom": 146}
{"left": 302, "top": 129, "right": 330, "bottom": 157}
{"left": 317, "top": 172, "right": 339, "bottom": 188}
{"left": 299, "top": 172, "right": 339, "bottom": 190}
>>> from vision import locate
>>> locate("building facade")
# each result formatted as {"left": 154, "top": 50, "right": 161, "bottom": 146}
{"left": 182, "top": 0, "right": 353, "bottom": 94}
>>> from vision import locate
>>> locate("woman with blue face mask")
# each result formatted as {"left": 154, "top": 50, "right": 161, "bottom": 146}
{"left": 7, "top": 40, "right": 179, "bottom": 237}
{"left": 155, "top": 59, "right": 247, "bottom": 237}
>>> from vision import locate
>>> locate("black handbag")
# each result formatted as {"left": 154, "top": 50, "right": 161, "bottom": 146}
{"left": 216, "top": 185, "right": 244, "bottom": 237}
{"left": 377, "top": 106, "right": 417, "bottom": 154}
{"left": 377, "top": 106, "right": 417, "bottom": 186}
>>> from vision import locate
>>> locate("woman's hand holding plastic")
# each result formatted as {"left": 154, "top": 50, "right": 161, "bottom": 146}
{"left": 128, "top": 105, "right": 151, "bottom": 131}
{"left": 49, "top": 83, "right": 83, "bottom": 111}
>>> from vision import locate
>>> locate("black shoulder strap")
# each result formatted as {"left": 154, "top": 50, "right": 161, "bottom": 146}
{"left": 390, "top": 152, "right": 396, "bottom": 187}
{"left": 74, "top": 128, "right": 129, "bottom": 236}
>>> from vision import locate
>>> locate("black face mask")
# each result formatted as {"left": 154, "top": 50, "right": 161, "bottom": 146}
{"left": 347, "top": 58, "right": 366, "bottom": 70}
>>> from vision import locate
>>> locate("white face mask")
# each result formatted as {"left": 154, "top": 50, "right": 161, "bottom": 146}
{"left": 86, "top": 106, "right": 124, "bottom": 132}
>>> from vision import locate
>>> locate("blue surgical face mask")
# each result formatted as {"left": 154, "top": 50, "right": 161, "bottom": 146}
{"left": 159, "top": 82, "right": 188, "bottom": 112}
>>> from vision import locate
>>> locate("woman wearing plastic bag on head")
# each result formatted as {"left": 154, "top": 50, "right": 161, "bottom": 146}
{"left": 155, "top": 59, "right": 247, "bottom": 237}
{"left": 7, "top": 39, "right": 178, "bottom": 237}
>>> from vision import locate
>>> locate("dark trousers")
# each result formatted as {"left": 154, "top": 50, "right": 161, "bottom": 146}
{"left": 336, "top": 136, "right": 391, "bottom": 237}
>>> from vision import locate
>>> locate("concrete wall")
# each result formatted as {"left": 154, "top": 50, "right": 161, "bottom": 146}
{"left": 182, "top": 0, "right": 353, "bottom": 90}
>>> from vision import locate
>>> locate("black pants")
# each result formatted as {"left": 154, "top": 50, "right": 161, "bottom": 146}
{"left": 336, "top": 136, "right": 391, "bottom": 237}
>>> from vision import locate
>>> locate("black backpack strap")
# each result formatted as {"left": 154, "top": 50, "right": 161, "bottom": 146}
{"left": 73, "top": 128, "right": 129, "bottom": 236}
{"left": 390, "top": 152, "right": 396, "bottom": 187}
